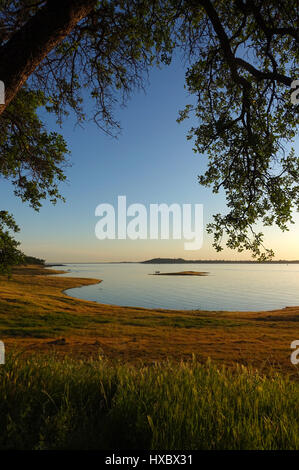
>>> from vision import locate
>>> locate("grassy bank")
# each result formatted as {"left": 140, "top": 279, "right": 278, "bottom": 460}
{"left": 0, "top": 266, "right": 298, "bottom": 373}
{"left": 0, "top": 354, "right": 298, "bottom": 450}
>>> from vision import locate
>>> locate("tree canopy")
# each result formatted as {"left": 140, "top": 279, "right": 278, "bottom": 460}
{"left": 0, "top": 0, "right": 298, "bottom": 266}
{"left": 0, "top": 210, "right": 24, "bottom": 274}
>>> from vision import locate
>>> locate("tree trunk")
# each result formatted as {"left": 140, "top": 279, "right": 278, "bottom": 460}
{"left": 0, "top": 0, "right": 96, "bottom": 115}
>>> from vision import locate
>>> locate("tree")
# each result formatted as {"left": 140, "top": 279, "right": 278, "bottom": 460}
{"left": 0, "top": 211, "right": 24, "bottom": 275}
{"left": 0, "top": 0, "right": 174, "bottom": 270}
{"left": 177, "top": 0, "right": 299, "bottom": 259}
{"left": 0, "top": 0, "right": 298, "bottom": 265}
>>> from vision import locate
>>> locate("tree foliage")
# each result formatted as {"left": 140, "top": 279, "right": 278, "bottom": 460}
{"left": 0, "top": 87, "right": 68, "bottom": 209}
{"left": 177, "top": 0, "right": 299, "bottom": 259}
{"left": 0, "top": 0, "right": 298, "bottom": 265}
{"left": 0, "top": 211, "right": 24, "bottom": 275}
{"left": 0, "top": 0, "right": 175, "bottom": 270}
{"left": 23, "top": 255, "right": 45, "bottom": 265}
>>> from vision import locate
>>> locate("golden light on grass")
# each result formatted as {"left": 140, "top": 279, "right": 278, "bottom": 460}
{"left": 0, "top": 265, "right": 298, "bottom": 375}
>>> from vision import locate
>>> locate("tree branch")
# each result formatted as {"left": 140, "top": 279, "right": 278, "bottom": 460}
{"left": 0, "top": 0, "right": 96, "bottom": 115}
{"left": 198, "top": 0, "right": 293, "bottom": 87}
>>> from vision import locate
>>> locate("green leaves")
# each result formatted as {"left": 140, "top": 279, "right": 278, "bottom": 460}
{"left": 0, "top": 87, "right": 69, "bottom": 210}
{"left": 177, "top": 0, "right": 299, "bottom": 259}
{"left": 0, "top": 0, "right": 298, "bottom": 266}
{"left": 0, "top": 86, "right": 69, "bottom": 272}
{"left": 0, "top": 211, "right": 24, "bottom": 276}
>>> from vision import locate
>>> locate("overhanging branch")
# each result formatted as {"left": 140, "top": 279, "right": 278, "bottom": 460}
{"left": 0, "top": 0, "right": 96, "bottom": 115}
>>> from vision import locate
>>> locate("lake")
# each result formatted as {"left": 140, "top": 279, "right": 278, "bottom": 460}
{"left": 55, "top": 263, "right": 299, "bottom": 311}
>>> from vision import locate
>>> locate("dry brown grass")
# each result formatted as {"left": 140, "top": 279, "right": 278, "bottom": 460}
{"left": 0, "top": 265, "right": 298, "bottom": 374}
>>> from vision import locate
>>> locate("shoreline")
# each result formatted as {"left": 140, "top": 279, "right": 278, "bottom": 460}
{"left": 0, "top": 265, "right": 298, "bottom": 373}
{"left": 59, "top": 265, "right": 297, "bottom": 313}
{"left": 56, "top": 265, "right": 297, "bottom": 314}
{"left": 46, "top": 260, "right": 299, "bottom": 264}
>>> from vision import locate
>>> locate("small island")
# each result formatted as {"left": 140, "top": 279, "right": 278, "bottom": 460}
{"left": 151, "top": 270, "right": 209, "bottom": 276}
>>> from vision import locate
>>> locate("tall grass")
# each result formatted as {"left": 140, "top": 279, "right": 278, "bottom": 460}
{"left": 0, "top": 354, "right": 298, "bottom": 450}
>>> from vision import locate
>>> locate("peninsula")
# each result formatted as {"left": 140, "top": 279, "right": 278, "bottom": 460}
{"left": 151, "top": 270, "right": 209, "bottom": 276}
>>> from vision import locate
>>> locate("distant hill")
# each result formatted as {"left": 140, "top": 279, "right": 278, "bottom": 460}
{"left": 142, "top": 258, "right": 299, "bottom": 264}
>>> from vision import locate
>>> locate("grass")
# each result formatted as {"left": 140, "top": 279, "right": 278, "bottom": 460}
{"left": 0, "top": 353, "right": 298, "bottom": 450}
{"left": 0, "top": 265, "right": 298, "bottom": 450}
{"left": 0, "top": 265, "right": 298, "bottom": 373}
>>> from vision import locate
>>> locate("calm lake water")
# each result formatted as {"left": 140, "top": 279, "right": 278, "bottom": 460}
{"left": 55, "top": 263, "right": 299, "bottom": 311}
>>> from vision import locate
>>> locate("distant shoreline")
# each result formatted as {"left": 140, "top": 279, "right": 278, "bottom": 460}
{"left": 150, "top": 270, "right": 209, "bottom": 276}
{"left": 141, "top": 258, "right": 299, "bottom": 264}
{"left": 46, "top": 258, "right": 299, "bottom": 265}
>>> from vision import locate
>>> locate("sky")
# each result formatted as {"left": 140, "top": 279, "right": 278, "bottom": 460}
{"left": 1, "top": 57, "right": 299, "bottom": 262}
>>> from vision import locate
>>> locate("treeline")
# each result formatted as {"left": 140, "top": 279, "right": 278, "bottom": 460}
{"left": 24, "top": 256, "right": 45, "bottom": 266}
{"left": 142, "top": 258, "right": 299, "bottom": 264}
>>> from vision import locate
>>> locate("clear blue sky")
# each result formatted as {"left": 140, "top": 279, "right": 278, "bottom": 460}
{"left": 1, "top": 57, "right": 298, "bottom": 262}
